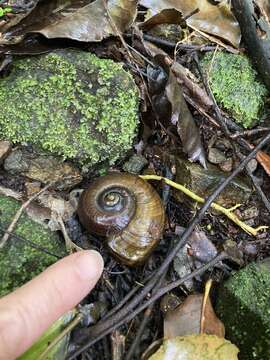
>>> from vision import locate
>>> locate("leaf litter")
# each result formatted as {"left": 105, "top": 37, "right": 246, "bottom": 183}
{"left": 0, "top": 0, "right": 270, "bottom": 359}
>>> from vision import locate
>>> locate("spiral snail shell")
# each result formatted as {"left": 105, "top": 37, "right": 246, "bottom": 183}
{"left": 77, "top": 173, "right": 165, "bottom": 266}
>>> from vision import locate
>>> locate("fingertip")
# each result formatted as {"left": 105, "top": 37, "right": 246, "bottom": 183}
{"left": 74, "top": 250, "right": 104, "bottom": 282}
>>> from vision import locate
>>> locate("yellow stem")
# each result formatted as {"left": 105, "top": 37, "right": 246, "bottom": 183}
{"left": 140, "top": 175, "right": 268, "bottom": 236}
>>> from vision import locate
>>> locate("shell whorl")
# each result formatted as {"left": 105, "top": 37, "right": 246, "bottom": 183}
{"left": 77, "top": 173, "right": 165, "bottom": 265}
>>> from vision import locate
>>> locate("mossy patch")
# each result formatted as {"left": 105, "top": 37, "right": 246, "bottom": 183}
{"left": 0, "top": 195, "right": 66, "bottom": 297}
{"left": 0, "top": 50, "right": 138, "bottom": 167}
{"left": 202, "top": 52, "right": 268, "bottom": 128}
{"left": 216, "top": 261, "right": 270, "bottom": 359}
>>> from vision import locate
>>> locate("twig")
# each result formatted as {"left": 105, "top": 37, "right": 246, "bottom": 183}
{"left": 125, "top": 269, "right": 167, "bottom": 360}
{"left": 0, "top": 182, "right": 53, "bottom": 248}
{"left": 140, "top": 175, "right": 268, "bottom": 236}
{"left": 111, "top": 330, "right": 125, "bottom": 360}
{"left": 0, "top": 224, "right": 62, "bottom": 259}
{"left": 139, "top": 33, "right": 216, "bottom": 52}
{"left": 57, "top": 215, "right": 82, "bottom": 253}
{"left": 187, "top": 24, "right": 239, "bottom": 54}
{"left": 102, "top": 0, "right": 136, "bottom": 67}
{"left": 194, "top": 50, "right": 232, "bottom": 138}
{"left": 231, "top": 127, "right": 270, "bottom": 139}
{"left": 68, "top": 132, "right": 270, "bottom": 359}
{"left": 247, "top": 169, "right": 270, "bottom": 213}
{"left": 238, "top": 152, "right": 270, "bottom": 214}
{"left": 68, "top": 253, "right": 227, "bottom": 359}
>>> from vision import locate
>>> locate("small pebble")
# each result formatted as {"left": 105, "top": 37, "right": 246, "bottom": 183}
{"left": 123, "top": 154, "right": 148, "bottom": 174}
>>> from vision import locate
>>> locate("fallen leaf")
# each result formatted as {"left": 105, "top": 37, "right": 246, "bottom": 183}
{"left": 164, "top": 293, "right": 225, "bottom": 339}
{"left": 165, "top": 69, "right": 206, "bottom": 167}
{"left": 35, "top": 0, "right": 138, "bottom": 41}
{"left": 146, "top": 52, "right": 206, "bottom": 167}
{"left": 257, "top": 0, "right": 270, "bottom": 22}
{"left": 256, "top": 150, "right": 270, "bottom": 176}
{"left": 0, "top": 0, "right": 39, "bottom": 33}
{"left": 0, "top": 0, "right": 138, "bottom": 44}
{"left": 141, "top": 8, "right": 184, "bottom": 31}
{"left": 140, "top": 0, "right": 241, "bottom": 47}
{"left": 149, "top": 334, "right": 239, "bottom": 360}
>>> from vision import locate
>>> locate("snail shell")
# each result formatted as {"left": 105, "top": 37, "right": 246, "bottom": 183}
{"left": 77, "top": 173, "right": 165, "bottom": 266}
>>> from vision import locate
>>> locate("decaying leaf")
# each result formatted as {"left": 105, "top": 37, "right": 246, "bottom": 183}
{"left": 149, "top": 334, "right": 239, "bottom": 360}
{"left": 165, "top": 70, "right": 206, "bottom": 167}
{"left": 147, "top": 59, "right": 206, "bottom": 167}
{"left": 140, "top": 0, "right": 241, "bottom": 47}
{"left": 35, "top": 0, "right": 138, "bottom": 41}
{"left": 0, "top": 0, "right": 138, "bottom": 44}
{"left": 256, "top": 150, "right": 270, "bottom": 176}
{"left": 164, "top": 293, "right": 225, "bottom": 339}
{"left": 0, "top": 0, "right": 39, "bottom": 33}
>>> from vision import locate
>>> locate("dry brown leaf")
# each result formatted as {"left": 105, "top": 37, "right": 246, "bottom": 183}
{"left": 256, "top": 150, "right": 270, "bottom": 176}
{"left": 35, "top": 0, "right": 137, "bottom": 42}
{"left": 0, "top": 0, "right": 138, "bottom": 44}
{"left": 256, "top": 0, "right": 270, "bottom": 26}
{"left": 35, "top": 0, "right": 138, "bottom": 41}
{"left": 164, "top": 293, "right": 225, "bottom": 339}
{"left": 165, "top": 70, "right": 206, "bottom": 167}
{"left": 140, "top": 0, "right": 241, "bottom": 47}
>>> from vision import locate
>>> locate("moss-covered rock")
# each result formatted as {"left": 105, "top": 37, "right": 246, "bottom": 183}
{"left": 0, "top": 50, "right": 138, "bottom": 166}
{"left": 202, "top": 52, "right": 268, "bottom": 128}
{"left": 216, "top": 260, "right": 270, "bottom": 359}
{"left": 0, "top": 195, "right": 66, "bottom": 297}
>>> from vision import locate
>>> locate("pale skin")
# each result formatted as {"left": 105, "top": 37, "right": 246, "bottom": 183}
{"left": 0, "top": 250, "right": 104, "bottom": 360}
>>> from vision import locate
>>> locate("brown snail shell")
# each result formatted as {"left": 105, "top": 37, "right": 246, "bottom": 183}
{"left": 77, "top": 173, "right": 165, "bottom": 266}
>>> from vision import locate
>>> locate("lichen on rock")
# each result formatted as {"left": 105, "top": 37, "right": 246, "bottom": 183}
{"left": 0, "top": 50, "right": 138, "bottom": 167}
{"left": 202, "top": 52, "right": 268, "bottom": 128}
{"left": 216, "top": 260, "right": 270, "bottom": 360}
{"left": 0, "top": 195, "right": 66, "bottom": 296}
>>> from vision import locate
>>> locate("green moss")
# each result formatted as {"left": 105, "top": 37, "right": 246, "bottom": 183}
{"left": 0, "top": 195, "right": 66, "bottom": 297}
{"left": 216, "top": 261, "right": 270, "bottom": 359}
{"left": 202, "top": 52, "right": 268, "bottom": 128}
{"left": 0, "top": 50, "right": 138, "bottom": 166}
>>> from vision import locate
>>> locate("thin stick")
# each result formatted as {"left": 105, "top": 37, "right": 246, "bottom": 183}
{"left": 69, "top": 132, "right": 270, "bottom": 359}
{"left": 125, "top": 269, "right": 167, "bottom": 359}
{"left": 68, "top": 253, "right": 227, "bottom": 359}
{"left": 140, "top": 175, "right": 267, "bottom": 236}
{"left": 57, "top": 215, "right": 83, "bottom": 253}
{"left": 0, "top": 224, "right": 62, "bottom": 259}
{"left": 0, "top": 182, "right": 53, "bottom": 248}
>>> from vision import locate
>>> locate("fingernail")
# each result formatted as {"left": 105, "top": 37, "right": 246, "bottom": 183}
{"left": 75, "top": 250, "right": 104, "bottom": 281}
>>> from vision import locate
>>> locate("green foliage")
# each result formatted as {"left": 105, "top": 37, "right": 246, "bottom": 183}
{"left": 216, "top": 261, "right": 270, "bottom": 359}
{"left": 0, "top": 50, "right": 138, "bottom": 167}
{"left": 0, "top": 195, "right": 66, "bottom": 296}
{"left": 202, "top": 52, "right": 268, "bottom": 128}
{"left": 19, "top": 310, "right": 75, "bottom": 360}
